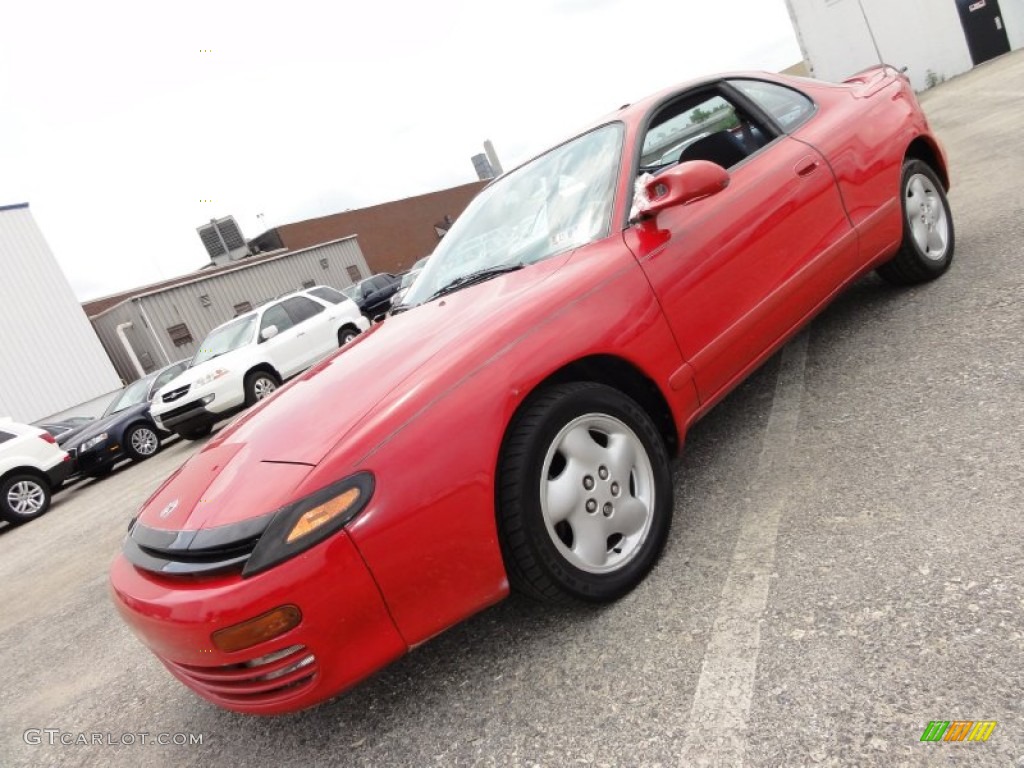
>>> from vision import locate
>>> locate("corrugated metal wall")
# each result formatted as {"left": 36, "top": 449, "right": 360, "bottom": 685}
{"left": 91, "top": 237, "right": 370, "bottom": 382}
{"left": 0, "top": 205, "right": 123, "bottom": 421}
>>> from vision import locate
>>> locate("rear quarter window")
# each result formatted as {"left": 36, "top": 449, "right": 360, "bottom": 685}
{"left": 730, "top": 79, "right": 816, "bottom": 132}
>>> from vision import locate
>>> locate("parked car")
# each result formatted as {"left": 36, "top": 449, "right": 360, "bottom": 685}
{"left": 61, "top": 360, "right": 191, "bottom": 479}
{"left": 35, "top": 416, "right": 95, "bottom": 441}
{"left": 342, "top": 273, "right": 401, "bottom": 319}
{"left": 111, "top": 67, "right": 954, "bottom": 714}
{"left": 150, "top": 289, "right": 369, "bottom": 440}
{"left": 390, "top": 256, "right": 430, "bottom": 309}
{"left": 0, "top": 419, "right": 71, "bottom": 525}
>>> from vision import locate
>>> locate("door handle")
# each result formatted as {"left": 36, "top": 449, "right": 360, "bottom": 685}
{"left": 795, "top": 156, "right": 820, "bottom": 177}
{"left": 297, "top": 332, "right": 306, "bottom": 337}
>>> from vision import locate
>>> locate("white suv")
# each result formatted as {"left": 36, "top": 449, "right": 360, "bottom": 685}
{"left": 151, "top": 288, "right": 368, "bottom": 439}
{"left": 0, "top": 418, "right": 72, "bottom": 525}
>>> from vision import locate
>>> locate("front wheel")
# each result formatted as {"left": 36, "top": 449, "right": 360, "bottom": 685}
{"left": 178, "top": 425, "right": 213, "bottom": 440}
{"left": 497, "top": 382, "right": 673, "bottom": 604}
{"left": 876, "top": 159, "right": 955, "bottom": 286}
{"left": 338, "top": 325, "right": 360, "bottom": 346}
{"left": 0, "top": 473, "right": 52, "bottom": 525}
{"left": 244, "top": 371, "right": 279, "bottom": 406}
{"left": 125, "top": 424, "right": 161, "bottom": 461}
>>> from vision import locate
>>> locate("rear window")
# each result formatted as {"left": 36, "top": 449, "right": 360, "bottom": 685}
{"left": 308, "top": 286, "right": 346, "bottom": 304}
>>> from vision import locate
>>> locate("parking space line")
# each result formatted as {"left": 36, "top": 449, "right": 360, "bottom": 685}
{"left": 680, "top": 330, "right": 809, "bottom": 766}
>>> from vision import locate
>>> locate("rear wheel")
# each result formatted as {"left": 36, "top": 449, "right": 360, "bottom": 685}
{"left": 125, "top": 424, "right": 161, "bottom": 461}
{"left": 497, "top": 382, "right": 673, "bottom": 604}
{"left": 244, "top": 371, "right": 279, "bottom": 406}
{"left": 876, "top": 159, "right": 954, "bottom": 285}
{"left": 0, "top": 473, "right": 52, "bottom": 525}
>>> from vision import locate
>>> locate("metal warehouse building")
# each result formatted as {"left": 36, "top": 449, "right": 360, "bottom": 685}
{"left": 86, "top": 237, "right": 371, "bottom": 383}
{"left": 0, "top": 203, "right": 122, "bottom": 422}
{"left": 786, "top": 0, "right": 1024, "bottom": 91}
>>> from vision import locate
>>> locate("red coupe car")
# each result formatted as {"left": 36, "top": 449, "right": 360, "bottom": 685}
{"left": 110, "top": 67, "right": 954, "bottom": 714}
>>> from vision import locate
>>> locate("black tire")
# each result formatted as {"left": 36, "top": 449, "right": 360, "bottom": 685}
{"left": 124, "top": 423, "right": 161, "bottom": 462}
{"left": 244, "top": 370, "right": 280, "bottom": 407}
{"left": 338, "top": 325, "right": 360, "bottom": 346}
{"left": 876, "top": 159, "right": 955, "bottom": 286}
{"left": 178, "top": 425, "right": 213, "bottom": 441}
{"left": 497, "top": 382, "right": 673, "bottom": 604}
{"left": 0, "top": 473, "right": 52, "bottom": 525}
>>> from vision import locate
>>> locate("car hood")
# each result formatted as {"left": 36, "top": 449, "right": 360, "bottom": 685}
{"left": 217, "top": 262, "right": 568, "bottom": 466}
{"left": 155, "top": 357, "right": 230, "bottom": 395}
{"left": 63, "top": 405, "right": 148, "bottom": 449}
{"left": 136, "top": 255, "right": 574, "bottom": 532}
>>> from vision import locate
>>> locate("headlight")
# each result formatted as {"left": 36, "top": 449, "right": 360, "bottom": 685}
{"left": 243, "top": 472, "right": 374, "bottom": 577}
{"left": 193, "top": 368, "right": 230, "bottom": 388}
{"left": 80, "top": 433, "right": 108, "bottom": 451}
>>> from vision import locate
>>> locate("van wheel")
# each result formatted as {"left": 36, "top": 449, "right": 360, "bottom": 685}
{"left": 0, "top": 473, "right": 52, "bottom": 525}
{"left": 244, "top": 371, "right": 280, "bottom": 406}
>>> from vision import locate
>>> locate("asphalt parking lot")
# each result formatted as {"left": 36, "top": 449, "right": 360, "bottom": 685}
{"left": 2, "top": 52, "right": 1023, "bottom": 767}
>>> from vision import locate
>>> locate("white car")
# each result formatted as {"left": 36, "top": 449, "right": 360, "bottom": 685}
{"left": 151, "top": 288, "right": 369, "bottom": 439}
{"left": 0, "top": 418, "right": 72, "bottom": 525}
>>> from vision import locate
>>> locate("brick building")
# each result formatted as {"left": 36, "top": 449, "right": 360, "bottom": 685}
{"left": 249, "top": 180, "right": 488, "bottom": 276}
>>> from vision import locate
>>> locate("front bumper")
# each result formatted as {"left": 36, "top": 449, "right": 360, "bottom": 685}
{"left": 69, "top": 440, "right": 123, "bottom": 475}
{"left": 109, "top": 529, "right": 406, "bottom": 714}
{"left": 45, "top": 456, "right": 73, "bottom": 488}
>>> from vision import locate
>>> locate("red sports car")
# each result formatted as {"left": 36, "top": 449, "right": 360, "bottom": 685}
{"left": 110, "top": 67, "right": 954, "bottom": 714}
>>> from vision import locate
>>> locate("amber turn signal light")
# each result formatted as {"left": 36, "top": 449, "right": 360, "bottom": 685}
{"left": 286, "top": 487, "right": 360, "bottom": 543}
{"left": 211, "top": 605, "right": 302, "bottom": 653}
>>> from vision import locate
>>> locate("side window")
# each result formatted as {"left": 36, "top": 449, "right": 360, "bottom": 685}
{"left": 730, "top": 79, "right": 815, "bottom": 132}
{"left": 0, "top": 430, "right": 13, "bottom": 444}
{"left": 640, "top": 89, "right": 771, "bottom": 172}
{"left": 282, "top": 296, "right": 325, "bottom": 325}
{"left": 260, "top": 304, "right": 294, "bottom": 340}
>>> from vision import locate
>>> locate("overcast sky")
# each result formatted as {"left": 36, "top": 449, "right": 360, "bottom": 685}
{"left": 0, "top": 0, "right": 802, "bottom": 301}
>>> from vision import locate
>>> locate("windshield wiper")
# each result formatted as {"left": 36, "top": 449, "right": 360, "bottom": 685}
{"left": 424, "top": 263, "right": 525, "bottom": 303}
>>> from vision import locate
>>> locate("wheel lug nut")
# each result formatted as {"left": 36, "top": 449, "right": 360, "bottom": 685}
{"left": 586, "top": 499, "right": 597, "bottom": 514}
{"left": 602, "top": 502, "right": 613, "bottom": 517}
{"left": 610, "top": 482, "right": 620, "bottom": 496}
{"left": 583, "top": 476, "right": 595, "bottom": 490}
{"left": 598, "top": 466, "right": 609, "bottom": 480}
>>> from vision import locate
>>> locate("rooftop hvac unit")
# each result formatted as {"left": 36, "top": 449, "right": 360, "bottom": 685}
{"left": 197, "top": 216, "right": 250, "bottom": 265}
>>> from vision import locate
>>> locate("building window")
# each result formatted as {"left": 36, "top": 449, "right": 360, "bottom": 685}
{"left": 320, "top": 257, "right": 329, "bottom": 270}
{"left": 302, "top": 279, "right": 315, "bottom": 289}
{"left": 167, "top": 323, "right": 194, "bottom": 347}
{"left": 234, "top": 301, "right": 253, "bottom": 315}
{"left": 198, "top": 294, "right": 212, "bottom": 308}
{"left": 346, "top": 265, "right": 362, "bottom": 282}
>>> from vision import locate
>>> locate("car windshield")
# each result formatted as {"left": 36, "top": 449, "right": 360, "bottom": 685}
{"left": 191, "top": 315, "right": 257, "bottom": 365}
{"left": 402, "top": 123, "right": 624, "bottom": 307}
{"left": 104, "top": 376, "right": 155, "bottom": 416}
{"left": 341, "top": 284, "right": 363, "bottom": 300}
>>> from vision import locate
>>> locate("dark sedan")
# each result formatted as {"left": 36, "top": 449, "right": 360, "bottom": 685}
{"left": 341, "top": 273, "right": 401, "bottom": 319}
{"left": 63, "top": 360, "right": 189, "bottom": 478}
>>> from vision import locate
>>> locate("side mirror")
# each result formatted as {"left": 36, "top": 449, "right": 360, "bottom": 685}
{"left": 260, "top": 325, "right": 278, "bottom": 342}
{"left": 633, "top": 161, "right": 731, "bottom": 220}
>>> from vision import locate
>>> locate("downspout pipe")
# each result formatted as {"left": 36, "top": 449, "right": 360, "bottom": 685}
{"left": 116, "top": 322, "right": 146, "bottom": 379}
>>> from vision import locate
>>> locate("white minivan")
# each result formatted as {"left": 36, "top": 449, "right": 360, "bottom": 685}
{"left": 150, "top": 288, "right": 368, "bottom": 439}
{"left": 0, "top": 419, "right": 72, "bottom": 525}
